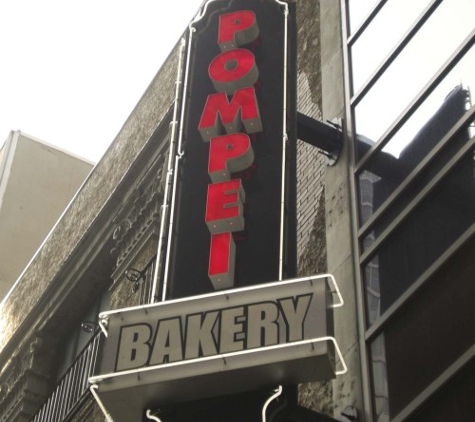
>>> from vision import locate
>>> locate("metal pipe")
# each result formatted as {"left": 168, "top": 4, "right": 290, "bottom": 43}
{"left": 90, "top": 384, "right": 115, "bottom": 422}
{"left": 161, "top": 153, "right": 182, "bottom": 301}
{"left": 151, "top": 37, "right": 186, "bottom": 303}
{"left": 262, "top": 385, "right": 283, "bottom": 422}
{"left": 273, "top": 0, "right": 289, "bottom": 281}
{"left": 146, "top": 409, "right": 163, "bottom": 422}
{"left": 160, "top": 22, "right": 195, "bottom": 302}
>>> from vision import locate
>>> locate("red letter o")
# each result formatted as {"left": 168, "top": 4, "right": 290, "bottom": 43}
{"left": 209, "top": 49, "right": 258, "bottom": 95}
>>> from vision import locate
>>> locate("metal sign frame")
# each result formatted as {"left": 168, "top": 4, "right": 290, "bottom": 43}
{"left": 90, "top": 275, "right": 346, "bottom": 422}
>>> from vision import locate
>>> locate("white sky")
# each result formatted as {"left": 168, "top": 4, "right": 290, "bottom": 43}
{"left": 0, "top": 0, "right": 204, "bottom": 163}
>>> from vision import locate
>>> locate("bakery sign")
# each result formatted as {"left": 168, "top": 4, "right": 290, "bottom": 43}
{"left": 164, "top": 0, "right": 297, "bottom": 299}
{"left": 89, "top": 1, "right": 346, "bottom": 421}
{"left": 90, "top": 276, "right": 346, "bottom": 422}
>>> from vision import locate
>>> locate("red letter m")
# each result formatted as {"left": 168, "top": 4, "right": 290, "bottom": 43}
{"left": 198, "top": 87, "right": 262, "bottom": 142}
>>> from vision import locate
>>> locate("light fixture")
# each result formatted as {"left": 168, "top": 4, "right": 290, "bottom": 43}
{"left": 125, "top": 268, "right": 147, "bottom": 293}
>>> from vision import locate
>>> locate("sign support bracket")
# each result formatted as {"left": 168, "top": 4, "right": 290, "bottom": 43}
{"left": 262, "top": 385, "right": 283, "bottom": 422}
{"left": 146, "top": 409, "right": 163, "bottom": 422}
{"left": 90, "top": 384, "right": 115, "bottom": 422}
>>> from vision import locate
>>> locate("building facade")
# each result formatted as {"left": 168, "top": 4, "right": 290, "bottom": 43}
{"left": 344, "top": 0, "right": 475, "bottom": 421}
{"left": 0, "top": 1, "right": 474, "bottom": 422}
{"left": 0, "top": 131, "right": 93, "bottom": 300}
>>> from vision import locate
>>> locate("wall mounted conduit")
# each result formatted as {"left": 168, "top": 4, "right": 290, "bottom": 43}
{"left": 161, "top": 1, "right": 221, "bottom": 301}
{"left": 273, "top": 0, "right": 289, "bottom": 282}
{"left": 262, "top": 385, "right": 283, "bottom": 422}
{"left": 152, "top": 37, "right": 186, "bottom": 303}
{"left": 146, "top": 409, "right": 163, "bottom": 422}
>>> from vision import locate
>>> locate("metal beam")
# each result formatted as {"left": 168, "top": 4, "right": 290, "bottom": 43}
{"left": 297, "top": 112, "right": 342, "bottom": 165}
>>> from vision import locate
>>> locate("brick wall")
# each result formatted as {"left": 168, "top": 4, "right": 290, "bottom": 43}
{"left": 296, "top": 0, "right": 327, "bottom": 267}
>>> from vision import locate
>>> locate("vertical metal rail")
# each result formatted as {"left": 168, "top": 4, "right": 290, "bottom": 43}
{"left": 340, "top": 0, "right": 374, "bottom": 421}
{"left": 274, "top": 0, "right": 289, "bottom": 281}
{"left": 140, "top": 258, "right": 156, "bottom": 305}
{"left": 151, "top": 38, "right": 187, "bottom": 304}
{"left": 31, "top": 331, "right": 101, "bottom": 422}
{"left": 160, "top": 0, "right": 221, "bottom": 302}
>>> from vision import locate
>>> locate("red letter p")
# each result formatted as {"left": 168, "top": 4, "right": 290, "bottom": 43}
{"left": 218, "top": 10, "right": 259, "bottom": 52}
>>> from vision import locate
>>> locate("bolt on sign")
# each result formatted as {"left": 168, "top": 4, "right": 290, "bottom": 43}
{"left": 90, "top": 276, "right": 346, "bottom": 422}
{"left": 164, "top": 0, "right": 297, "bottom": 298}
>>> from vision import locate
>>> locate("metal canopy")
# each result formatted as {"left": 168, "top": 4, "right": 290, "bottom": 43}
{"left": 89, "top": 276, "right": 346, "bottom": 422}
{"left": 94, "top": 345, "right": 335, "bottom": 421}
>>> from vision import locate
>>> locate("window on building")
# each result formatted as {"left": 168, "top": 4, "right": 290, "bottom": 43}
{"left": 344, "top": 0, "right": 475, "bottom": 420}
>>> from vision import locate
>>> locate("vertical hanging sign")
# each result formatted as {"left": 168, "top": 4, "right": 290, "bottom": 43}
{"left": 90, "top": 4, "right": 348, "bottom": 420}
{"left": 166, "top": 0, "right": 296, "bottom": 298}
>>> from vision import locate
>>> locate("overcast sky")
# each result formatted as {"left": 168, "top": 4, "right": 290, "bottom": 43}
{"left": 0, "top": 0, "right": 204, "bottom": 163}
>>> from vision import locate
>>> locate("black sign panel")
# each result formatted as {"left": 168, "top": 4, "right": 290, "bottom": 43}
{"left": 167, "top": 0, "right": 296, "bottom": 298}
